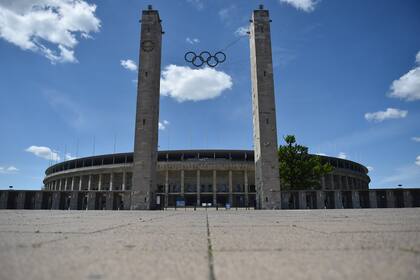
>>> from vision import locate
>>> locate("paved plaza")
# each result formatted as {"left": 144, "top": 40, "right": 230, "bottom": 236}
{"left": 0, "top": 208, "right": 419, "bottom": 280}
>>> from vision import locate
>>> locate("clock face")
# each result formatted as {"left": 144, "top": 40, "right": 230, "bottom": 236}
{"left": 141, "top": 40, "right": 155, "bottom": 52}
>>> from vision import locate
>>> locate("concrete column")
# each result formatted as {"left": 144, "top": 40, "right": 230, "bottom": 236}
{"left": 369, "top": 191, "right": 377, "bottom": 208}
{"left": 88, "top": 175, "right": 92, "bottom": 191}
{"left": 78, "top": 176, "right": 82, "bottom": 191}
{"left": 109, "top": 173, "right": 114, "bottom": 191}
{"left": 131, "top": 8, "right": 163, "bottom": 210}
{"left": 64, "top": 178, "right": 68, "bottom": 191}
{"left": 321, "top": 176, "right": 326, "bottom": 190}
{"left": 244, "top": 170, "right": 249, "bottom": 207}
{"left": 352, "top": 191, "right": 361, "bottom": 208}
{"left": 70, "top": 192, "right": 78, "bottom": 210}
{"left": 228, "top": 170, "right": 233, "bottom": 206}
{"left": 106, "top": 192, "right": 113, "bottom": 210}
{"left": 334, "top": 191, "right": 343, "bottom": 209}
{"left": 250, "top": 6, "right": 281, "bottom": 209}
{"left": 164, "top": 170, "right": 169, "bottom": 208}
{"left": 87, "top": 192, "right": 96, "bottom": 210}
{"left": 346, "top": 176, "right": 351, "bottom": 190}
{"left": 34, "top": 192, "right": 43, "bottom": 209}
{"left": 51, "top": 192, "right": 60, "bottom": 210}
{"left": 0, "top": 192, "right": 8, "bottom": 209}
{"left": 403, "top": 190, "right": 413, "bottom": 207}
{"left": 71, "top": 177, "right": 75, "bottom": 191}
{"left": 98, "top": 174, "right": 102, "bottom": 191}
{"left": 213, "top": 170, "right": 217, "bottom": 206}
{"left": 197, "top": 170, "right": 201, "bottom": 206}
{"left": 123, "top": 192, "right": 131, "bottom": 210}
{"left": 16, "top": 192, "right": 26, "bottom": 209}
{"left": 316, "top": 191, "right": 325, "bottom": 209}
{"left": 180, "top": 170, "right": 184, "bottom": 196}
{"left": 58, "top": 179, "right": 62, "bottom": 191}
{"left": 386, "top": 190, "right": 396, "bottom": 208}
{"left": 330, "top": 175, "right": 335, "bottom": 190}
{"left": 122, "top": 172, "right": 126, "bottom": 191}
{"left": 298, "top": 191, "right": 306, "bottom": 209}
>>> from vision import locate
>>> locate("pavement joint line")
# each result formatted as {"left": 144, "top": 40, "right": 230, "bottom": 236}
{"left": 212, "top": 247, "right": 420, "bottom": 253}
{"left": 205, "top": 209, "right": 216, "bottom": 280}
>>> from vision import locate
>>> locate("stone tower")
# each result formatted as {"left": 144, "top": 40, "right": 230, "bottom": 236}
{"left": 131, "top": 6, "right": 162, "bottom": 210}
{"left": 249, "top": 6, "right": 281, "bottom": 209}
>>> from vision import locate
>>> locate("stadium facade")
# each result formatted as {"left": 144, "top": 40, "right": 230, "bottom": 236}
{"left": 1, "top": 6, "right": 419, "bottom": 210}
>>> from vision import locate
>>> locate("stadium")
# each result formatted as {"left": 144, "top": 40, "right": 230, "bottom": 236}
{"left": 41, "top": 150, "right": 370, "bottom": 209}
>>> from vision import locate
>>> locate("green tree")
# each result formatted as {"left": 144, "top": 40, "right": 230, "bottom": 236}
{"left": 278, "top": 135, "right": 333, "bottom": 190}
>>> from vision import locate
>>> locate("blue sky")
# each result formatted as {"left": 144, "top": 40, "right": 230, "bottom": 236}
{"left": 0, "top": 0, "right": 419, "bottom": 189}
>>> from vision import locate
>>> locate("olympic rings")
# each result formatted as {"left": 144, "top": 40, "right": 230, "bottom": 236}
{"left": 184, "top": 51, "right": 227, "bottom": 68}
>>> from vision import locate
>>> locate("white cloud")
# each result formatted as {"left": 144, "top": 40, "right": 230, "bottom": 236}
{"left": 159, "top": 120, "right": 170, "bottom": 130}
{"left": 0, "top": 166, "right": 19, "bottom": 174}
{"left": 412, "top": 137, "right": 420, "bottom": 142}
{"left": 0, "top": 0, "right": 101, "bottom": 63}
{"left": 416, "top": 155, "right": 420, "bottom": 166}
{"left": 120, "top": 59, "right": 138, "bottom": 71}
{"left": 186, "top": 0, "right": 204, "bottom": 10}
{"left": 186, "top": 37, "right": 200, "bottom": 44}
{"left": 279, "top": 0, "right": 318, "bottom": 12}
{"left": 160, "top": 65, "right": 233, "bottom": 102}
{"left": 337, "top": 152, "right": 347, "bottom": 159}
{"left": 26, "top": 146, "right": 60, "bottom": 161}
{"left": 367, "top": 166, "right": 374, "bottom": 172}
{"left": 315, "top": 152, "right": 327, "bottom": 156}
{"left": 65, "top": 153, "right": 76, "bottom": 160}
{"left": 389, "top": 51, "right": 420, "bottom": 101}
{"left": 364, "top": 108, "right": 408, "bottom": 122}
{"left": 235, "top": 26, "right": 249, "bottom": 37}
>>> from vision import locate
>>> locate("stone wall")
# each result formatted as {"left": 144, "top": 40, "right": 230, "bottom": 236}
{"left": 1, "top": 189, "right": 419, "bottom": 210}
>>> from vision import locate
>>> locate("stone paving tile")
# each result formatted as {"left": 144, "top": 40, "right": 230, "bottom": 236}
{"left": 213, "top": 250, "right": 420, "bottom": 280}
{"left": 0, "top": 209, "right": 419, "bottom": 280}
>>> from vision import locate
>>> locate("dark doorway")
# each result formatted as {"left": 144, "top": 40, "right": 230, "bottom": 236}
{"left": 325, "top": 192, "right": 335, "bottom": 209}
{"left": 113, "top": 193, "right": 124, "bottom": 210}
{"left": 7, "top": 192, "right": 18, "bottom": 209}
{"left": 359, "top": 191, "right": 370, "bottom": 208}
{"left": 184, "top": 194, "right": 196, "bottom": 207}
{"left": 305, "top": 192, "right": 316, "bottom": 209}
{"left": 24, "top": 192, "right": 36, "bottom": 209}
{"left": 342, "top": 191, "right": 352, "bottom": 208}
{"left": 394, "top": 191, "right": 404, "bottom": 208}
{"left": 233, "top": 194, "right": 245, "bottom": 207}
{"left": 41, "top": 192, "right": 53, "bottom": 209}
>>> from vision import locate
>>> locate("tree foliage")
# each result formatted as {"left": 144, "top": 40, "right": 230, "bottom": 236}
{"left": 278, "top": 135, "right": 333, "bottom": 190}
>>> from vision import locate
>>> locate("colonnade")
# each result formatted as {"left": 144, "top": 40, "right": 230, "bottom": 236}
{"left": 159, "top": 169, "right": 254, "bottom": 207}
{"left": 46, "top": 171, "right": 132, "bottom": 192}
